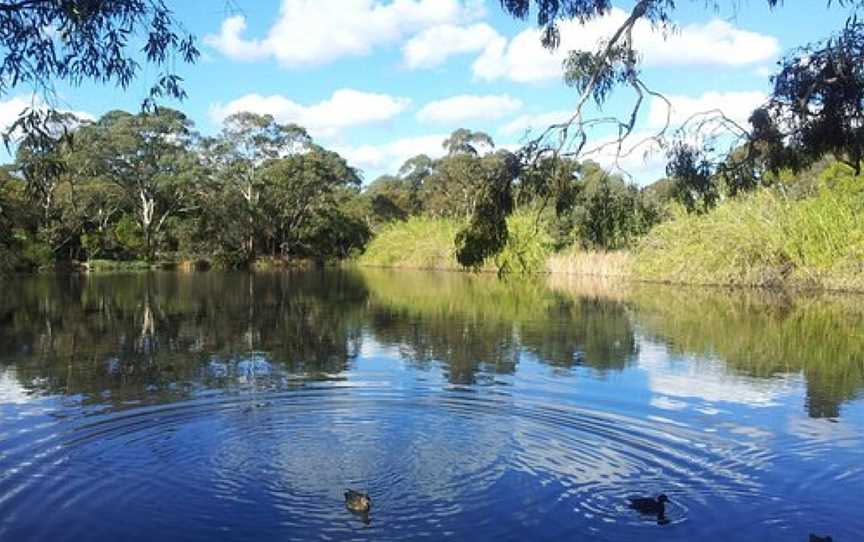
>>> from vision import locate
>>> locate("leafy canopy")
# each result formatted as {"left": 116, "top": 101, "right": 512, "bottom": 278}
{"left": 1, "top": 0, "right": 198, "bottom": 143}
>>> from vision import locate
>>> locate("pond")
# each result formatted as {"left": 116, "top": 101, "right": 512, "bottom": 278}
{"left": 0, "top": 269, "right": 862, "bottom": 541}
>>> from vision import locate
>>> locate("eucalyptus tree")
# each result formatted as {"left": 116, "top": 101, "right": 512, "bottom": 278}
{"left": 754, "top": 19, "right": 864, "bottom": 175}
{"left": 13, "top": 115, "right": 78, "bottom": 224}
{"left": 73, "top": 109, "right": 200, "bottom": 262}
{"left": 397, "top": 153, "right": 435, "bottom": 214}
{"left": 443, "top": 128, "right": 495, "bottom": 156}
{"left": 363, "top": 175, "right": 412, "bottom": 226}
{"left": 201, "top": 112, "right": 311, "bottom": 261}
{"left": 454, "top": 150, "right": 520, "bottom": 268}
{"left": 0, "top": 167, "right": 25, "bottom": 269}
{"left": 258, "top": 145, "right": 362, "bottom": 257}
{"left": 423, "top": 129, "right": 498, "bottom": 220}
{"left": 0, "top": 0, "right": 198, "bottom": 144}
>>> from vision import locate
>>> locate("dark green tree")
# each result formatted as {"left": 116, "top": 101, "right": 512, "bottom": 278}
{"left": 754, "top": 19, "right": 864, "bottom": 174}
{"left": 72, "top": 109, "right": 200, "bottom": 262}
{"left": 201, "top": 112, "right": 311, "bottom": 261}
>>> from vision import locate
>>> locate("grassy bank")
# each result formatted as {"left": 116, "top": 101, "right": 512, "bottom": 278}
{"left": 358, "top": 211, "right": 554, "bottom": 274}
{"left": 634, "top": 166, "right": 864, "bottom": 291}
{"left": 357, "top": 166, "right": 864, "bottom": 292}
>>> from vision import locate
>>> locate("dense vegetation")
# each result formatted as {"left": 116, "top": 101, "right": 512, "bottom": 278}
{"left": 0, "top": 118, "right": 662, "bottom": 274}
{"left": 3, "top": 0, "right": 864, "bottom": 291}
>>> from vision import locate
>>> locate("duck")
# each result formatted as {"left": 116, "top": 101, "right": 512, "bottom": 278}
{"left": 344, "top": 489, "right": 372, "bottom": 513}
{"left": 809, "top": 535, "right": 833, "bottom": 542}
{"left": 627, "top": 494, "right": 669, "bottom": 519}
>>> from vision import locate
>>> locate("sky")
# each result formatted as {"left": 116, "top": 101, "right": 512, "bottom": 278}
{"left": 0, "top": 1, "right": 852, "bottom": 184}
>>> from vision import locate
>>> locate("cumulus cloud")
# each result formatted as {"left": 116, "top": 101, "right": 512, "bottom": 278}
{"left": 0, "top": 95, "right": 95, "bottom": 140}
{"left": 205, "top": 0, "right": 484, "bottom": 68}
{"left": 403, "top": 22, "right": 501, "bottom": 69}
{"left": 334, "top": 134, "right": 448, "bottom": 175}
{"left": 416, "top": 94, "right": 522, "bottom": 124}
{"left": 473, "top": 8, "right": 781, "bottom": 83}
{"left": 209, "top": 89, "right": 411, "bottom": 138}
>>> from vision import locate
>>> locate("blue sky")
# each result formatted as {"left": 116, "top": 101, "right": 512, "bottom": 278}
{"left": 0, "top": 1, "right": 852, "bottom": 183}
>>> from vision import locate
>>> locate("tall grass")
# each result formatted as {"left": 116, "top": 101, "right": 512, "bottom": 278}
{"left": 634, "top": 165, "right": 864, "bottom": 290}
{"left": 358, "top": 211, "right": 553, "bottom": 274}
{"left": 358, "top": 216, "right": 461, "bottom": 270}
{"left": 547, "top": 248, "right": 632, "bottom": 278}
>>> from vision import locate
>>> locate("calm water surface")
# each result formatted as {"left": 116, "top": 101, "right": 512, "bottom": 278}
{"left": 1, "top": 270, "right": 862, "bottom": 541}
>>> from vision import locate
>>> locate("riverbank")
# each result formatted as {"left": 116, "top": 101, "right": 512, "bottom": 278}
{"left": 6, "top": 168, "right": 863, "bottom": 293}
{"left": 357, "top": 167, "right": 864, "bottom": 293}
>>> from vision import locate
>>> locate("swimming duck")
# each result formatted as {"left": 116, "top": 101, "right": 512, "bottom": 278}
{"left": 809, "top": 535, "right": 833, "bottom": 542}
{"left": 344, "top": 489, "right": 372, "bottom": 513}
{"left": 627, "top": 494, "right": 669, "bottom": 518}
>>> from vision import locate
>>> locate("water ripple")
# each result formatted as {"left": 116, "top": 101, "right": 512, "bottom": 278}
{"left": 3, "top": 383, "right": 854, "bottom": 541}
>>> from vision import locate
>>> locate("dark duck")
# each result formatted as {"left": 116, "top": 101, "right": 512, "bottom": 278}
{"left": 344, "top": 489, "right": 372, "bottom": 513}
{"left": 809, "top": 535, "right": 833, "bottom": 542}
{"left": 627, "top": 494, "right": 670, "bottom": 524}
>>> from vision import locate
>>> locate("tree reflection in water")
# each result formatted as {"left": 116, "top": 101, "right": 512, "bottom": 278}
{"left": 0, "top": 269, "right": 862, "bottom": 417}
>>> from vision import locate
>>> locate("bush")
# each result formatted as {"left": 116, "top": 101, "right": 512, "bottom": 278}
{"left": 493, "top": 211, "right": 554, "bottom": 275}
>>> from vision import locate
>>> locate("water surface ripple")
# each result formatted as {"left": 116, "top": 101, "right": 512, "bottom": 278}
{"left": 0, "top": 270, "right": 862, "bottom": 541}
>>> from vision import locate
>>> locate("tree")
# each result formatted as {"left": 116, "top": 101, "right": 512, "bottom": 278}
{"left": 422, "top": 129, "right": 500, "bottom": 220}
{"left": 364, "top": 175, "right": 412, "bottom": 226}
{"left": 1, "top": 0, "right": 198, "bottom": 142}
{"left": 74, "top": 109, "right": 199, "bottom": 262}
{"left": 202, "top": 112, "right": 311, "bottom": 261}
{"left": 258, "top": 145, "right": 361, "bottom": 257}
{"left": 753, "top": 19, "right": 864, "bottom": 174}
{"left": 397, "top": 154, "right": 434, "bottom": 213}
{"left": 454, "top": 150, "right": 520, "bottom": 269}
{"left": 665, "top": 142, "right": 721, "bottom": 214}
{"left": 14, "top": 115, "right": 78, "bottom": 224}
{"left": 443, "top": 128, "right": 494, "bottom": 156}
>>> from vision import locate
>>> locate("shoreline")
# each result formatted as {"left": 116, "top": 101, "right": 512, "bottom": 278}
{"left": 7, "top": 255, "right": 864, "bottom": 296}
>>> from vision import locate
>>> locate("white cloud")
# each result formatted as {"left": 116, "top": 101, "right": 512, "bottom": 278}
{"left": 0, "top": 95, "right": 94, "bottom": 141}
{"left": 417, "top": 94, "right": 522, "bottom": 124}
{"left": 0, "top": 95, "right": 38, "bottom": 132}
{"left": 403, "top": 22, "right": 501, "bottom": 69}
{"left": 474, "top": 8, "right": 781, "bottom": 83}
{"left": 205, "top": 0, "right": 484, "bottom": 68}
{"left": 334, "top": 134, "right": 448, "bottom": 175}
{"left": 209, "top": 89, "right": 411, "bottom": 138}
{"left": 648, "top": 90, "right": 767, "bottom": 129}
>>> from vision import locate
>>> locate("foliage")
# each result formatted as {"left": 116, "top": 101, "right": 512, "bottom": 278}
{"left": 72, "top": 108, "right": 199, "bottom": 262}
{"left": 545, "top": 160, "right": 661, "bottom": 250}
{"left": 754, "top": 19, "right": 864, "bottom": 174}
{"left": 492, "top": 211, "right": 554, "bottom": 275}
{"left": 665, "top": 142, "right": 720, "bottom": 213}
{"left": 357, "top": 216, "right": 461, "bottom": 270}
{"left": 455, "top": 151, "right": 518, "bottom": 269}
{"left": 635, "top": 165, "right": 864, "bottom": 290}
{"left": 0, "top": 0, "right": 198, "bottom": 142}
